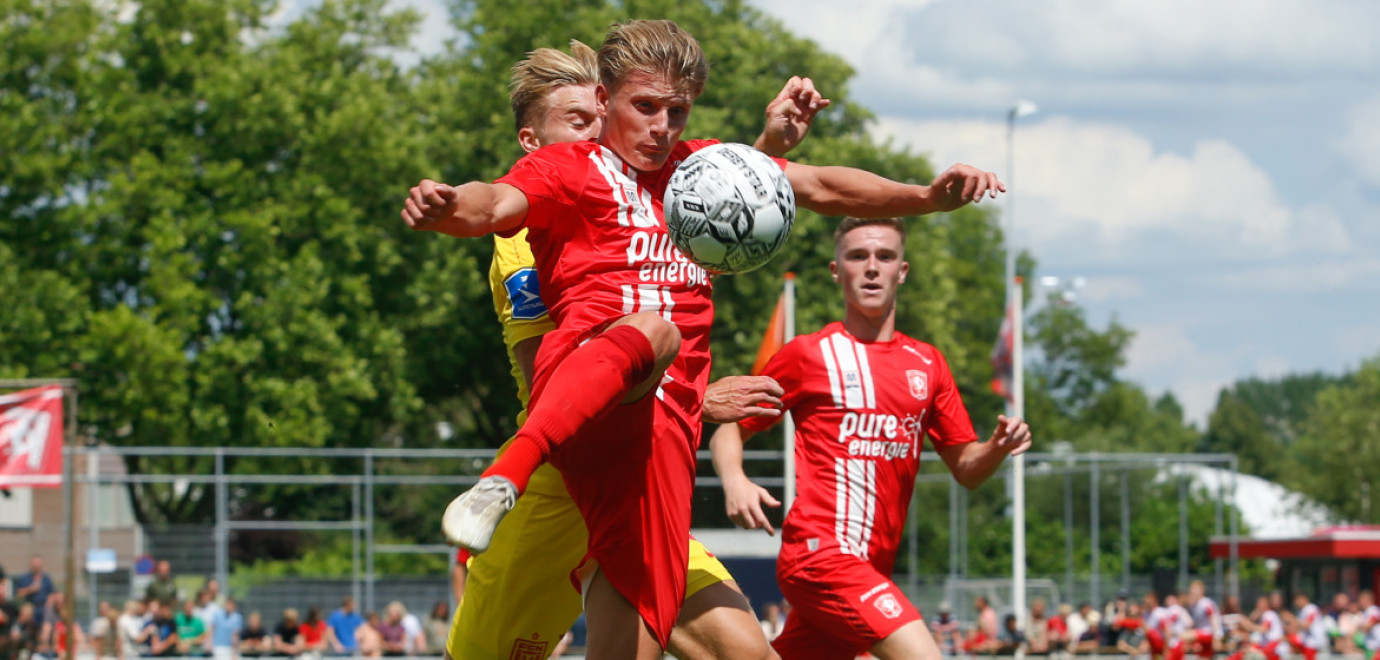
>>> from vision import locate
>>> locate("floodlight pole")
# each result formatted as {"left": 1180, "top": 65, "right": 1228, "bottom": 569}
{"left": 1006, "top": 100, "right": 1036, "bottom": 635}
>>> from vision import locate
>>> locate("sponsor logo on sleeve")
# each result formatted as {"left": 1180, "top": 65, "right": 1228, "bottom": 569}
{"left": 503, "top": 268, "right": 548, "bottom": 320}
{"left": 874, "top": 593, "right": 904, "bottom": 620}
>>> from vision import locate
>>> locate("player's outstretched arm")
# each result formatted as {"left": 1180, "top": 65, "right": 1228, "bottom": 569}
{"left": 786, "top": 161, "right": 1004, "bottom": 217}
{"left": 703, "top": 375, "right": 784, "bottom": 424}
{"left": 400, "top": 179, "right": 528, "bottom": 238}
{"left": 936, "top": 414, "right": 1032, "bottom": 489}
{"left": 753, "top": 76, "right": 831, "bottom": 158}
{"left": 709, "top": 422, "right": 782, "bottom": 535}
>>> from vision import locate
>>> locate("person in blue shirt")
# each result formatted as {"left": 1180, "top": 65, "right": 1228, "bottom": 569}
{"left": 326, "top": 595, "right": 364, "bottom": 655}
{"left": 211, "top": 598, "right": 244, "bottom": 660}
{"left": 13, "top": 556, "right": 55, "bottom": 626}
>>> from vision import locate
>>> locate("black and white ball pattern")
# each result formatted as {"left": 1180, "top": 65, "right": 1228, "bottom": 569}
{"left": 664, "top": 143, "right": 795, "bottom": 275}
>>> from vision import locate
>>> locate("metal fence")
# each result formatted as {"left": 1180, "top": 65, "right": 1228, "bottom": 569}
{"left": 19, "top": 445, "right": 1257, "bottom": 629}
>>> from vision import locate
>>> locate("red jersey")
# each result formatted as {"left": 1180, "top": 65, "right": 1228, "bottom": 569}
{"left": 742, "top": 322, "right": 977, "bottom": 574}
{"left": 497, "top": 139, "right": 784, "bottom": 425}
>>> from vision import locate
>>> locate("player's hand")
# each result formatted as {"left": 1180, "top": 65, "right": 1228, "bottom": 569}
{"left": 723, "top": 475, "right": 781, "bottom": 535}
{"left": 401, "top": 179, "right": 460, "bottom": 231}
{"left": 989, "top": 414, "right": 1032, "bottom": 456}
{"left": 929, "top": 163, "right": 1005, "bottom": 212}
{"left": 703, "top": 375, "right": 784, "bottom": 424}
{"left": 754, "top": 76, "right": 832, "bottom": 158}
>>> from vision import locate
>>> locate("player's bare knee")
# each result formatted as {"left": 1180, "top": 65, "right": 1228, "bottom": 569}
{"left": 617, "top": 312, "right": 682, "bottom": 365}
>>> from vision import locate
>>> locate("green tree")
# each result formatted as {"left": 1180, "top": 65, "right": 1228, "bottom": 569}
{"left": 1290, "top": 355, "right": 1380, "bottom": 523}
{"left": 1203, "top": 372, "right": 1347, "bottom": 480}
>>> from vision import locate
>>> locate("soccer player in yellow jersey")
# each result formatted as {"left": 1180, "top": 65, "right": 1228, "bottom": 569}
{"left": 446, "top": 40, "right": 828, "bottom": 660}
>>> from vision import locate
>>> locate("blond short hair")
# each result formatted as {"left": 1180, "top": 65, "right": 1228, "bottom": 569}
{"left": 598, "top": 20, "right": 707, "bottom": 97}
{"left": 509, "top": 40, "right": 599, "bottom": 131}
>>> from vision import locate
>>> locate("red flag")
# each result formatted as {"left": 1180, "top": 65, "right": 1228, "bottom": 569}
{"left": 751, "top": 273, "right": 794, "bottom": 375}
{"left": 991, "top": 300, "right": 1015, "bottom": 401}
{"left": 0, "top": 385, "right": 65, "bottom": 488}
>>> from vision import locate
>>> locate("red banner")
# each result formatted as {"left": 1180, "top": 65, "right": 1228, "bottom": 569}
{"left": 0, "top": 385, "right": 65, "bottom": 488}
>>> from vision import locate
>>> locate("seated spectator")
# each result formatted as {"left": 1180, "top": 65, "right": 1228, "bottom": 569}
{"left": 90, "top": 601, "right": 122, "bottom": 660}
{"left": 36, "top": 598, "right": 84, "bottom": 660}
{"left": 239, "top": 611, "right": 271, "bottom": 657}
{"left": 355, "top": 612, "right": 384, "bottom": 659}
{"left": 326, "top": 596, "right": 363, "bottom": 656}
{"left": 396, "top": 602, "right": 424, "bottom": 656}
{"left": 300, "top": 606, "right": 328, "bottom": 654}
{"left": 193, "top": 587, "right": 222, "bottom": 654}
{"left": 1067, "top": 602, "right": 1100, "bottom": 654}
{"left": 424, "top": 602, "right": 449, "bottom": 652}
{"left": 1114, "top": 602, "right": 1146, "bottom": 656}
{"left": 929, "top": 602, "right": 963, "bottom": 656}
{"left": 376, "top": 605, "right": 406, "bottom": 657}
{"left": 998, "top": 614, "right": 1028, "bottom": 655}
{"left": 176, "top": 598, "right": 209, "bottom": 656}
{"left": 117, "top": 600, "right": 150, "bottom": 660}
{"left": 1028, "top": 598, "right": 1053, "bottom": 654}
{"left": 144, "top": 601, "right": 181, "bottom": 658}
{"left": 13, "top": 603, "right": 43, "bottom": 660}
{"left": 1330, "top": 592, "right": 1359, "bottom": 655}
{"left": 759, "top": 602, "right": 785, "bottom": 642}
{"left": 210, "top": 598, "right": 244, "bottom": 660}
{"left": 13, "top": 557, "right": 55, "bottom": 626}
{"left": 966, "top": 595, "right": 1003, "bottom": 655}
{"left": 272, "top": 608, "right": 305, "bottom": 657}
{"left": 1048, "top": 603, "right": 1071, "bottom": 652}
{"left": 0, "top": 593, "right": 14, "bottom": 660}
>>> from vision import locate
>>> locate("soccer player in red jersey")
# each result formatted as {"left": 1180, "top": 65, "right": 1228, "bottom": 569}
{"left": 402, "top": 20, "right": 1003, "bottom": 659}
{"left": 709, "top": 217, "right": 1032, "bottom": 660}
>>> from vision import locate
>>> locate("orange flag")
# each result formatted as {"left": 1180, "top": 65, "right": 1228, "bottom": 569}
{"left": 751, "top": 273, "right": 794, "bottom": 375}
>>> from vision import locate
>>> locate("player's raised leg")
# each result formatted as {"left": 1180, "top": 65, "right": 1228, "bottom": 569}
{"left": 442, "top": 311, "right": 680, "bottom": 552}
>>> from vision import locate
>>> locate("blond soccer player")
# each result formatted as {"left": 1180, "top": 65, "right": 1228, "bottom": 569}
{"left": 446, "top": 39, "right": 829, "bottom": 660}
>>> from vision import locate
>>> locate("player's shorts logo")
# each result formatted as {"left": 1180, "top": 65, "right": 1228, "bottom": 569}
{"left": 906, "top": 370, "right": 928, "bottom": 401}
{"left": 874, "top": 592, "right": 904, "bottom": 619}
{"left": 503, "top": 267, "right": 548, "bottom": 320}
{"left": 509, "top": 638, "right": 549, "bottom": 660}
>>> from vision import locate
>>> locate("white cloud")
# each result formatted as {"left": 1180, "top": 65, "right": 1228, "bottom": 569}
{"left": 1077, "top": 276, "right": 1146, "bottom": 304}
{"left": 1213, "top": 257, "right": 1380, "bottom": 293}
{"left": 1334, "top": 94, "right": 1380, "bottom": 189}
{"left": 1124, "top": 325, "right": 1229, "bottom": 425}
{"left": 893, "top": 0, "right": 1380, "bottom": 81}
{"left": 876, "top": 115, "right": 1354, "bottom": 265}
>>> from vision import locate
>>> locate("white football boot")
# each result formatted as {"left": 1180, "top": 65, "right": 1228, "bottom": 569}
{"left": 441, "top": 475, "right": 518, "bottom": 553}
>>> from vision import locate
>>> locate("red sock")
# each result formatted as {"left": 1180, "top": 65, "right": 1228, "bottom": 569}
{"left": 481, "top": 324, "right": 656, "bottom": 492}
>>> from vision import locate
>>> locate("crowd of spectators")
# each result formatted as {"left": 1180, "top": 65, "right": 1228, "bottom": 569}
{"left": 918, "top": 585, "right": 1380, "bottom": 659}
{"left": 753, "top": 584, "right": 1380, "bottom": 659}
{"left": 0, "top": 558, "right": 454, "bottom": 660}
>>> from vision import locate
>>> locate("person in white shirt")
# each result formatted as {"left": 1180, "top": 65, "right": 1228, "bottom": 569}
{"left": 1289, "top": 593, "right": 1327, "bottom": 660}
{"left": 1186, "top": 581, "right": 1224, "bottom": 658}
{"left": 116, "top": 600, "right": 150, "bottom": 660}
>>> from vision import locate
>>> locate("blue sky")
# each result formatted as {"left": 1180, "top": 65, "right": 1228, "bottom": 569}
{"left": 381, "top": 0, "right": 1380, "bottom": 424}
{"left": 748, "top": 0, "right": 1380, "bottom": 423}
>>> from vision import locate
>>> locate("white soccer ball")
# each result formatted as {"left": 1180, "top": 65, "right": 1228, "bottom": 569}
{"left": 663, "top": 143, "right": 795, "bottom": 275}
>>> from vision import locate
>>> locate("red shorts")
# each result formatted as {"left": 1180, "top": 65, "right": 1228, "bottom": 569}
{"left": 1194, "top": 630, "right": 1216, "bottom": 658}
{"left": 772, "top": 553, "right": 921, "bottom": 659}
{"left": 1148, "top": 629, "right": 1185, "bottom": 659}
{"left": 531, "top": 333, "right": 698, "bottom": 650}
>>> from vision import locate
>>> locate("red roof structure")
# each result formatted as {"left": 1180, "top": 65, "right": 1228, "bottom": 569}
{"left": 1210, "top": 526, "right": 1380, "bottom": 560}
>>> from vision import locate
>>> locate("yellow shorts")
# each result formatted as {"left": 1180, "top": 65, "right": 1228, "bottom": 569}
{"left": 446, "top": 466, "right": 735, "bottom": 660}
